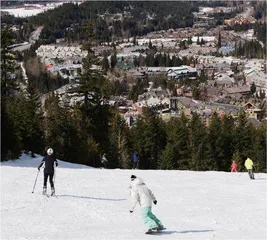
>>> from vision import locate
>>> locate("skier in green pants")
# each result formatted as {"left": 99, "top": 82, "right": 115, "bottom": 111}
{"left": 129, "top": 175, "right": 164, "bottom": 233}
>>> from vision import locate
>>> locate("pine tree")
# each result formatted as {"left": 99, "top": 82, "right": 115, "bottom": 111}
{"left": 131, "top": 107, "right": 166, "bottom": 169}
{"left": 250, "top": 82, "right": 256, "bottom": 95}
{"left": 110, "top": 53, "right": 117, "bottom": 69}
{"left": 176, "top": 114, "right": 190, "bottom": 169}
{"left": 188, "top": 113, "right": 215, "bottom": 171}
{"left": 43, "top": 93, "right": 90, "bottom": 165}
{"left": 77, "top": 26, "right": 111, "bottom": 166}
{"left": 1, "top": 27, "right": 17, "bottom": 97}
{"left": 233, "top": 111, "right": 253, "bottom": 161}
{"left": 107, "top": 110, "right": 130, "bottom": 168}
{"left": 159, "top": 143, "right": 176, "bottom": 169}
{"left": 217, "top": 32, "right": 221, "bottom": 49}
{"left": 2, "top": 97, "right": 21, "bottom": 160}
{"left": 102, "top": 53, "right": 109, "bottom": 72}
{"left": 250, "top": 124, "right": 266, "bottom": 172}
{"left": 21, "top": 84, "right": 44, "bottom": 156}
{"left": 220, "top": 115, "right": 235, "bottom": 171}
{"left": 162, "top": 114, "right": 190, "bottom": 170}
{"left": 1, "top": 27, "right": 21, "bottom": 160}
{"left": 208, "top": 112, "right": 223, "bottom": 170}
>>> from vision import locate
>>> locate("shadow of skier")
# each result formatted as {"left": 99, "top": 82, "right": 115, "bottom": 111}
{"left": 56, "top": 194, "right": 126, "bottom": 201}
{"left": 179, "top": 229, "right": 214, "bottom": 233}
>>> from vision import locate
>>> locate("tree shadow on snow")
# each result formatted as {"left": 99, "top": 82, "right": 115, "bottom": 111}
{"left": 178, "top": 229, "right": 214, "bottom": 234}
{"left": 57, "top": 194, "right": 126, "bottom": 201}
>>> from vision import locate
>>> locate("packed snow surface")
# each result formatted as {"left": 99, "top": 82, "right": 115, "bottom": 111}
{"left": 1, "top": 154, "right": 267, "bottom": 240}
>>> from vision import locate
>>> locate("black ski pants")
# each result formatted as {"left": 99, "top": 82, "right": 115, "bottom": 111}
{"left": 247, "top": 169, "right": 255, "bottom": 179}
{"left": 44, "top": 172, "right": 54, "bottom": 188}
{"left": 132, "top": 162, "right": 138, "bottom": 169}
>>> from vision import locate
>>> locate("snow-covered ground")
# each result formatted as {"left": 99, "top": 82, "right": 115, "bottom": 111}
{"left": 1, "top": 3, "right": 65, "bottom": 17}
{"left": 1, "top": 154, "right": 267, "bottom": 240}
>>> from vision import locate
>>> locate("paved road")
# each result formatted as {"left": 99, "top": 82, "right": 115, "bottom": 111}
{"left": 12, "top": 26, "right": 43, "bottom": 51}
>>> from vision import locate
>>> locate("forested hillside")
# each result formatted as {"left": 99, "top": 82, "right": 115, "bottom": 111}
{"left": 28, "top": 1, "right": 197, "bottom": 43}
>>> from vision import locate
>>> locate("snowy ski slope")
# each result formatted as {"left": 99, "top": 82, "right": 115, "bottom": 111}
{"left": 1, "top": 154, "right": 266, "bottom": 240}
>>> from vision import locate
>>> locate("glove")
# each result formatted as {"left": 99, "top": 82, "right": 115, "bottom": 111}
{"left": 55, "top": 162, "right": 58, "bottom": 167}
{"left": 153, "top": 200, "right": 157, "bottom": 205}
{"left": 130, "top": 210, "right": 133, "bottom": 213}
{"left": 38, "top": 167, "right": 40, "bottom": 171}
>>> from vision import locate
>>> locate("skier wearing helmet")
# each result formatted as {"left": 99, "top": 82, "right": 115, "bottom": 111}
{"left": 38, "top": 148, "right": 58, "bottom": 195}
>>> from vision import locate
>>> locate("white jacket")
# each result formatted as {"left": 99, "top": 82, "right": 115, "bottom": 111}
{"left": 129, "top": 177, "right": 156, "bottom": 212}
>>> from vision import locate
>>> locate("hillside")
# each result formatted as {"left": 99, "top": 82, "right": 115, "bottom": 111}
{"left": 1, "top": 153, "right": 267, "bottom": 240}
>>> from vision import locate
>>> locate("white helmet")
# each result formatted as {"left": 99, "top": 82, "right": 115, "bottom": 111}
{"left": 47, "top": 148, "right": 53, "bottom": 155}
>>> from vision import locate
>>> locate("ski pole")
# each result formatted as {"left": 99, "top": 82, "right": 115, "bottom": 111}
{"left": 238, "top": 171, "right": 243, "bottom": 178}
{"left": 53, "top": 168, "right": 56, "bottom": 184}
{"left": 32, "top": 170, "right": 40, "bottom": 193}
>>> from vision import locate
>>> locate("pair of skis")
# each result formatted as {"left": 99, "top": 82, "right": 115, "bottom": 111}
{"left": 44, "top": 192, "right": 56, "bottom": 198}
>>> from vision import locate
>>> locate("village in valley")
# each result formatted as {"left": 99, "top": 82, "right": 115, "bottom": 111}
{"left": 2, "top": 1, "right": 267, "bottom": 128}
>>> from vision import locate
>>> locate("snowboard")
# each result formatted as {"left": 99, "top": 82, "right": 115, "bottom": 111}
{"left": 145, "top": 228, "right": 166, "bottom": 234}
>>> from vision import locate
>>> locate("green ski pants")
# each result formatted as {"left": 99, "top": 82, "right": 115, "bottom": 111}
{"left": 141, "top": 206, "right": 163, "bottom": 229}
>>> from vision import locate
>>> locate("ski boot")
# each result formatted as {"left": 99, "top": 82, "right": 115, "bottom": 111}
{"left": 42, "top": 187, "right": 47, "bottom": 195}
{"left": 51, "top": 187, "right": 55, "bottom": 196}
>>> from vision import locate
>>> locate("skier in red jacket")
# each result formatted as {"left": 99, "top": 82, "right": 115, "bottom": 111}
{"left": 231, "top": 160, "right": 238, "bottom": 172}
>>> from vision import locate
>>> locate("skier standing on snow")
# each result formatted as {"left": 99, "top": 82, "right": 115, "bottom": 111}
{"left": 101, "top": 153, "right": 108, "bottom": 168}
{"left": 231, "top": 160, "right": 238, "bottom": 172}
{"left": 132, "top": 151, "right": 139, "bottom": 169}
{"left": 244, "top": 157, "right": 255, "bottom": 179}
{"left": 129, "top": 175, "right": 164, "bottom": 233}
{"left": 38, "top": 148, "right": 58, "bottom": 195}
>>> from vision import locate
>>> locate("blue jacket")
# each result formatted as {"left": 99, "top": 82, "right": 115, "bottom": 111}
{"left": 133, "top": 152, "right": 138, "bottom": 163}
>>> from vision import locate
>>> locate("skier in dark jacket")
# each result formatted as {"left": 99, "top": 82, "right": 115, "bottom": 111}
{"left": 38, "top": 148, "right": 58, "bottom": 195}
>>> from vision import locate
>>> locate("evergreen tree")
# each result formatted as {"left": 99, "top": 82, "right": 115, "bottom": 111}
{"left": 102, "top": 53, "right": 109, "bottom": 72}
{"left": 110, "top": 53, "right": 117, "bottom": 69}
{"left": 250, "top": 124, "right": 266, "bottom": 172}
{"left": 197, "top": 36, "right": 200, "bottom": 45}
{"left": 107, "top": 110, "right": 130, "bottom": 168}
{"left": 159, "top": 143, "right": 176, "bottom": 169}
{"left": 44, "top": 93, "right": 90, "bottom": 165}
{"left": 217, "top": 31, "right": 221, "bottom": 49}
{"left": 208, "top": 112, "right": 223, "bottom": 170}
{"left": 233, "top": 111, "right": 253, "bottom": 161}
{"left": 20, "top": 84, "right": 44, "bottom": 156}
{"left": 250, "top": 82, "right": 256, "bottom": 95}
{"left": 175, "top": 113, "right": 190, "bottom": 169}
{"left": 1, "top": 27, "right": 17, "bottom": 97}
{"left": 131, "top": 107, "right": 166, "bottom": 169}
{"left": 78, "top": 26, "right": 111, "bottom": 166}
{"left": 2, "top": 97, "right": 21, "bottom": 160}
{"left": 1, "top": 27, "right": 21, "bottom": 160}
{"left": 220, "top": 115, "right": 235, "bottom": 171}
{"left": 160, "top": 114, "right": 190, "bottom": 170}
{"left": 189, "top": 113, "right": 215, "bottom": 171}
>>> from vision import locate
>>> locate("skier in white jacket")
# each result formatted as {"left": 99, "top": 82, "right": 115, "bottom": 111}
{"left": 129, "top": 175, "right": 164, "bottom": 233}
